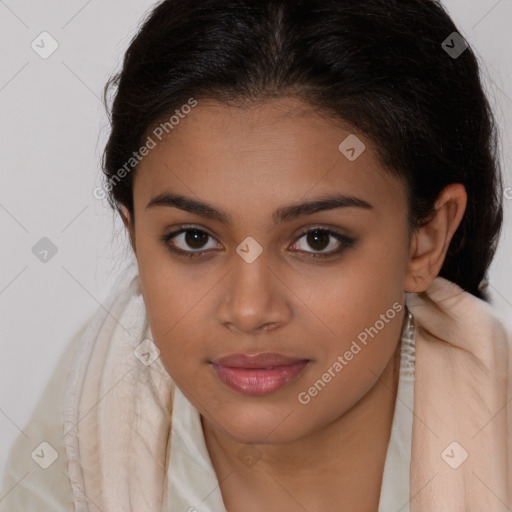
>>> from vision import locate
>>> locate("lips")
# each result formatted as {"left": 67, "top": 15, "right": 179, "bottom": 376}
{"left": 209, "top": 352, "right": 310, "bottom": 395}
{"left": 211, "top": 352, "right": 308, "bottom": 369}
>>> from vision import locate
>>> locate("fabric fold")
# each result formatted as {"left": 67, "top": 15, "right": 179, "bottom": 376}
{"left": 408, "top": 279, "right": 511, "bottom": 511}
{"left": 62, "top": 262, "right": 175, "bottom": 512}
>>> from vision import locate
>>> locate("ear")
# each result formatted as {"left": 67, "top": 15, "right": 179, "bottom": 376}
{"left": 404, "top": 183, "right": 467, "bottom": 293}
{"left": 120, "top": 206, "right": 136, "bottom": 254}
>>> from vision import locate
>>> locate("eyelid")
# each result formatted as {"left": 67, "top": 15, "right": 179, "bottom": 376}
{"left": 161, "top": 224, "right": 355, "bottom": 259}
{"left": 160, "top": 224, "right": 221, "bottom": 258}
{"left": 291, "top": 226, "right": 355, "bottom": 258}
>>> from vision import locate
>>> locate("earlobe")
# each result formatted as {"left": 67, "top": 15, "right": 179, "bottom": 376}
{"left": 404, "top": 183, "right": 467, "bottom": 293}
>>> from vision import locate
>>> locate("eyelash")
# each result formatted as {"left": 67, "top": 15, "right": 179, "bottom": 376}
{"left": 160, "top": 225, "right": 355, "bottom": 261}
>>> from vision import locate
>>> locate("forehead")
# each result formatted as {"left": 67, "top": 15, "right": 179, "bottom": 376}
{"left": 134, "top": 98, "right": 406, "bottom": 218}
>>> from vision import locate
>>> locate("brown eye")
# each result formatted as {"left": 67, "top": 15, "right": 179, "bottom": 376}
{"left": 161, "top": 225, "right": 355, "bottom": 261}
{"left": 306, "top": 230, "right": 330, "bottom": 251}
{"left": 184, "top": 229, "right": 210, "bottom": 249}
{"left": 162, "top": 227, "right": 221, "bottom": 258}
{"left": 290, "top": 227, "right": 355, "bottom": 259}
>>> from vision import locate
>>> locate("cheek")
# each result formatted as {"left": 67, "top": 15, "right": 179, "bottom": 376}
{"left": 139, "top": 277, "right": 199, "bottom": 359}
{"left": 136, "top": 229, "right": 206, "bottom": 331}
{"left": 136, "top": 252, "right": 216, "bottom": 387}
{"left": 294, "top": 301, "right": 404, "bottom": 436}
{"left": 304, "top": 234, "right": 407, "bottom": 341}
{"left": 297, "top": 238, "right": 407, "bottom": 408}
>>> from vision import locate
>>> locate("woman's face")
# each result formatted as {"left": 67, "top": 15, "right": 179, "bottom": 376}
{"left": 128, "top": 98, "right": 414, "bottom": 444}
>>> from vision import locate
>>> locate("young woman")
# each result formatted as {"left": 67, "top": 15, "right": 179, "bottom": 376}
{"left": 2, "top": 0, "right": 511, "bottom": 510}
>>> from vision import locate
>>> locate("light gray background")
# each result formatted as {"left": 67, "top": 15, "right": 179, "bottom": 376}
{"left": 1, "top": 0, "right": 511, "bottom": 486}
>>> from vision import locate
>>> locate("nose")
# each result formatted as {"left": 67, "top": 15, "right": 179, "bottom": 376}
{"left": 216, "top": 252, "right": 292, "bottom": 335}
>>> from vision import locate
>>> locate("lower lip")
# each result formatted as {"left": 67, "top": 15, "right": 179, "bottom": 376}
{"left": 211, "top": 361, "right": 309, "bottom": 395}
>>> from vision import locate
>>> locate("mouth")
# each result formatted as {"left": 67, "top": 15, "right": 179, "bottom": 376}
{"left": 209, "top": 353, "right": 310, "bottom": 395}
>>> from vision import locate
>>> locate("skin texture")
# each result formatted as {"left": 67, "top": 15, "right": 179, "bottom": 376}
{"left": 122, "top": 98, "right": 467, "bottom": 511}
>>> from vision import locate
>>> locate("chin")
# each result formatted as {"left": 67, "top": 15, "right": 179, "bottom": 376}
{"left": 212, "top": 408, "right": 307, "bottom": 446}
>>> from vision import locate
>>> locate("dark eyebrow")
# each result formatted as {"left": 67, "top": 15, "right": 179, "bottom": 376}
{"left": 146, "top": 192, "right": 373, "bottom": 225}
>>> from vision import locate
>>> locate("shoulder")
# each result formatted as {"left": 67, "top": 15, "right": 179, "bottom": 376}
{"left": 0, "top": 322, "right": 87, "bottom": 512}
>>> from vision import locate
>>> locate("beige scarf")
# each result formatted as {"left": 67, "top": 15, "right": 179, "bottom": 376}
{"left": 62, "top": 262, "right": 512, "bottom": 511}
